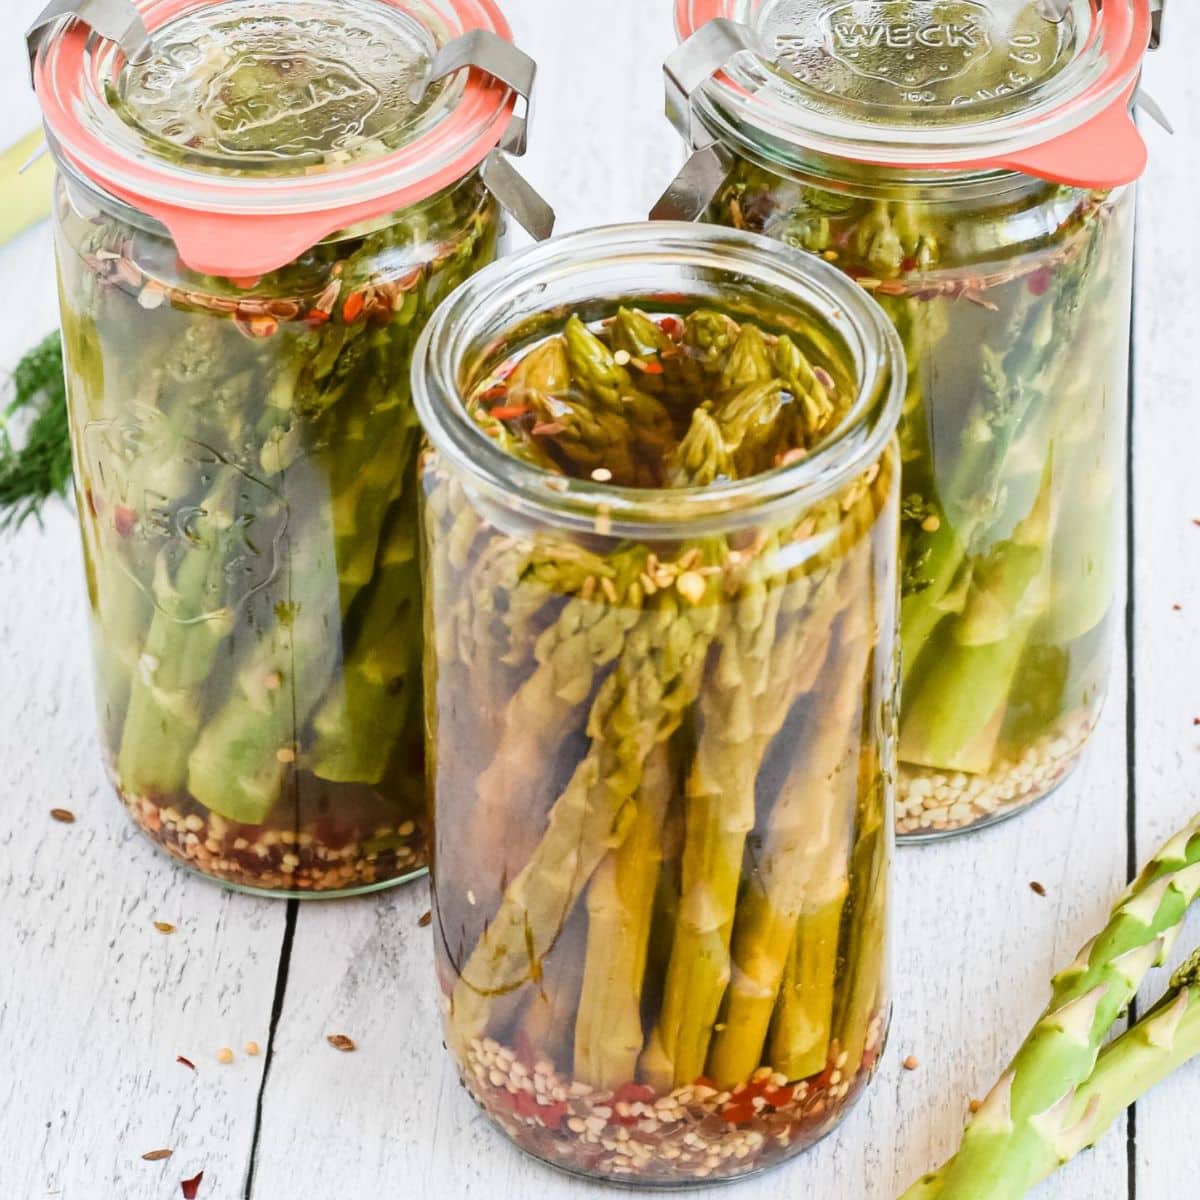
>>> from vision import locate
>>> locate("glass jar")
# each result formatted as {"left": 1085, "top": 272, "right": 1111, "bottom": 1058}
{"left": 31, "top": 0, "right": 547, "bottom": 894}
{"left": 660, "top": 0, "right": 1152, "bottom": 838}
{"left": 414, "top": 223, "right": 904, "bottom": 1186}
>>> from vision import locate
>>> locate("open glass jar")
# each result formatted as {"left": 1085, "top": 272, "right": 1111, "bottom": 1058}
{"left": 415, "top": 223, "right": 904, "bottom": 1186}
{"left": 660, "top": 0, "right": 1154, "bottom": 838}
{"left": 31, "top": 0, "right": 548, "bottom": 895}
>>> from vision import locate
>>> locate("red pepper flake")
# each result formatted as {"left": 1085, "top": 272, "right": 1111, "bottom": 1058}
{"left": 180, "top": 1170, "right": 204, "bottom": 1198}
{"left": 721, "top": 1100, "right": 756, "bottom": 1126}
{"left": 490, "top": 405, "right": 530, "bottom": 421}
{"left": 513, "top": 1091, "right": 542, "bottom": 1120}
{"left": 900, "top": 255, "right": 918, "bottom": 273}
{"left": 176, "top": 1055, "right": 196, "bottom": 1071}
{"left": 228, "top": 275, "right": 261, "bottom": 290}
{"left": 763, "top": 1083, "right": 795, "bottom": 1107}
{"left": 113, "top": 505, "right": 137, "bottom": 538}
{"left": 50, "top": 808, "right": 76, "bottom": 824}
{"left": 1027, "top": 267, "right": 1052, "bottom": 296}
{"left": 636, "top": 360, "right": 665, "bottom": 376}
{"left": 1193, "top": 717, "right": 1200, "bottom": 727}
{"left": 693, "top": 1075, "right": 719, "bottom": 1091}
{"left": 479, "top": 385, "right": 510, "bottom": 404}
{"left": 342, "top": 292, "right": 365, "bottom": 323}
{"left": 304, "top": 309, "right": 331, "bottom": 330}
{"left": 142, "top": 1149, "right": 173, "bottom": 1162}
{"left": 327, "top": 1034, "right": 357, "bottom": 1053}
{"left": 658, "top": 315, "right": 684, "bottom": 340}
{"left": 613, "top": 1082, "right": 657, "bottom": 1106}
{"left": 418, "top": 910, "right": 432, "bottom": 928}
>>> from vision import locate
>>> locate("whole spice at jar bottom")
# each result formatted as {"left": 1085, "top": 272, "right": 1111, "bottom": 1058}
{"left": 428, "top": 301, "right": 896, "bottom": 1184}
{"left": 57, "top": 162, "right": 498, "bottom": 892}
{"left": 706, "top": 163, "right": 1132, "bottom": 836}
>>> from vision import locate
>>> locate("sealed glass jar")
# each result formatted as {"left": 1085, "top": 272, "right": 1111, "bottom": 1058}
{"left": 30, "top": 0, "right": 549, "bottom": 894}
{"left": 659, "top": 0, "right": 1155, "bottom": 837}
{"left": 415, "top": 223, "right": 904, "bottom": 1186}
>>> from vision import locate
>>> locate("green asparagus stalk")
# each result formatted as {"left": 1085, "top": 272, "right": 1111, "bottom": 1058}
{"left": 116, "top": 467, "right": 244, "bottom": 797}
{"left": 186, "top": 470, "right": 342, "bottom": 825}
{"left": 709, "top": 560, "right": 872, "bottom": 1085}
{"left": 449, "top": 572, "right": 720, "bottom": 1048}
{"left": 308, "top": 500, "right": 421, "bottom": 785}
{"left": 900, "top": 464, "right": 1053, "bottom": 773}
{"left": 645, "top": 550, "right": 820, "bottom": 1091}
{"left": 574, "top": 740, "right": 674, "bottom": 1089}
{"left": 906, "top": 813, "right": 1200, "bottom": 1199}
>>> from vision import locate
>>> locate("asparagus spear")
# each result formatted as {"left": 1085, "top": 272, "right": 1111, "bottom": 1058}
{"left": 908, "top": 813, "right": 1200, "bottom": 1199}
{"left": 900, "top": 464, "right": 1053, "bottom": 774}
{"left": 116, "top": 467, "right": 245, "bottom": 797}
{"left": 574, "top": 740, "right": 674, "bottom": 1089}
{"left": 449, "top": 570, "right": 721, "bottom": 1048}
{"left": 308, "top": 500, "right": 422, "bottom": 785}
{"left": 709, "top": 555, "right": 873, "bottom": 1086}
{"left": 186, "top": 467, "right": 342, "bottom": 826}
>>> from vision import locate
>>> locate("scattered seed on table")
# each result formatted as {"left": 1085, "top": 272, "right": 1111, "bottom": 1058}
{"left": 245, "top": 1041, "right": 260, "bottom": 1057}
{"left": 327, "top": 1034, "right": 357, "bottom": 1053}
{"left": 154, "top": 921, "right": 176, "bottom": 934}
{"left": 181, "top": 1170, "right": 204, "bottom": 1198}
{"left": 176, "top": 1055, "right": 196, "bottom": 1070}
{"left": 418, "top": 910, "right": 432, "bottom": 928}
{"left": 902, "top": 1056, "right": 920, "bottom": 1071}
{"left": 216, "top": 1048, "right": 234, "bottom": 1065}
{"left": 142, "top": 1149, "right": 173, "bottom": 1162}
{"left": 1029, "top": 881, "right": 1047, "bottom": 897}
{"left": 50, "top": 808, "right": 75, "bottom": 824}
{"left": 968, "top": 1099, "right": 983, "bottom": 1115}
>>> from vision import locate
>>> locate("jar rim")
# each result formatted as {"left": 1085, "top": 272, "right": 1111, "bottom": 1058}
{"left": 412, "top": 222, "right": 905, "bottom": 539}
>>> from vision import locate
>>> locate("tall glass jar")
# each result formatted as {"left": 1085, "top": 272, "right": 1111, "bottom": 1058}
{"left": 31, "top": 0, "right": 546, "bottom": 894}
{"left": 660, "top": 0, "right": 1152, "bottom": 838}
{"left": 414, "top": 223, "right": 904, "bottom": 1186}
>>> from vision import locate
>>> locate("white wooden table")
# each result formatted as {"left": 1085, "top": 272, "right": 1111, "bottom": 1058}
{"left": 0, "top": 4, "right": 1196, "bottom": 1198}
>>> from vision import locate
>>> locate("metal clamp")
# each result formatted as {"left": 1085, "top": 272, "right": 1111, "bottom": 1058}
{"left": 26, "top": 0, "right": 148, "bottom": 86}
{"left": 649, "top": 139, "right": 734, "bottom": 224}
{"left": 411, "top": 29, "right": 536, "bottom": 156}
{"left": 410, "top": 29, "right": 554, "bottom": 240}
{"left": 1150, "top": 0, "right": 1165, "bottom": 49}
{"left": 664, "top": 18, "right": 768, "bottom": 148}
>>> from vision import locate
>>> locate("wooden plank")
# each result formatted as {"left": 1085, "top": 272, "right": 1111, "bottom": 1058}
{"left": 0, "top": 12, "right": 285, "bottom": 1196}
{"left": 1132, "top": 17, "right": 1200, "bottom": 1198}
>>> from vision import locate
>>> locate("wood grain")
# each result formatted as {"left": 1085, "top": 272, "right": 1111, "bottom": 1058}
{"left": 1132, "top": 7, "right": 1200, "bottom": 1195}
{"left": 0, "top": 0, "right": 1191, "bottom": 1197}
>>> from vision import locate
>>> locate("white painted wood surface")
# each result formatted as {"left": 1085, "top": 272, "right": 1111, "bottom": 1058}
{"left": 0, "top": 3, "right": 1193, "bottom": 1198}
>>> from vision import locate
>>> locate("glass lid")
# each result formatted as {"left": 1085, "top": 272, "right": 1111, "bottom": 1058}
{"left": 675, "top": 0, "right": 1152, "bottom": 172}
{"left": 109, "top": 0, "right": 459, "bottom": 177}
{"left": 33, "top": 0, "right": 519, "bottom": 268}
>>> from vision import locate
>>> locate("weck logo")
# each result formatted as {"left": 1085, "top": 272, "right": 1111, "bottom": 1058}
{"left": 822, "top": 1, "right": 993, "bottom": 88}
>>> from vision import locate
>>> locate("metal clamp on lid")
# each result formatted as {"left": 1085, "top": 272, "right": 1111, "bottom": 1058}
{"left": 664, "top": 18, "right": 766, "bottom": 149}
{"left": 1150, "top": 0, "right": 1166, "bottom": 49}
{"left": 411, "top": 28, "right": 554, "bottom": 241}
{"left": 654, "top": 20, "right": 764, "bottom": 223}
{"left": 26, "top": 0, "right": 147, "bottom": 85}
